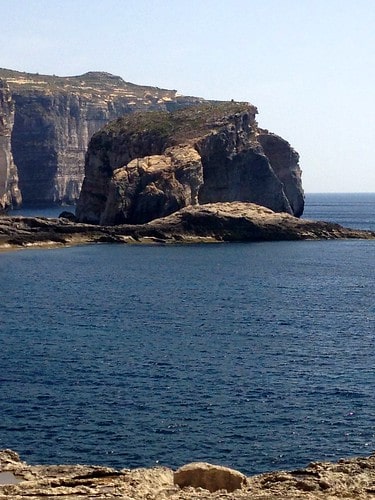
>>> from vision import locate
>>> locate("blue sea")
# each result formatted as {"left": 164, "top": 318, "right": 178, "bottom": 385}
{"left": 1, "top": 193, "right": 374, "bottom": 475}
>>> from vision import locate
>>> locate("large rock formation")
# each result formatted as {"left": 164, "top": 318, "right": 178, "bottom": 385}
{"left": 76, "top": 102, "right": 304, "bottom": 224}
{"left": 0, "top": 68, "right": 205, "bottom": 206}
{"left": 0, "top": 80, "right": 21, "bottom": 212}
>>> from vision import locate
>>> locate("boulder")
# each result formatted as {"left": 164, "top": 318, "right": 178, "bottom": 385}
{"left": 173, "top": 462, "right": 247, "bottom": 492}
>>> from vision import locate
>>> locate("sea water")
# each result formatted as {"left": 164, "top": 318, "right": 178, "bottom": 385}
{"left": 1, "top": 193, "right": 374, "bottom": 475}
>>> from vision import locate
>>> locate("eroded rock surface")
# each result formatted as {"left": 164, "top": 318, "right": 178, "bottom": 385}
{"left": 174, "top": 462, "right": 247, "bottom": 492}
{"left": 0, "top": 80, "right": 21, "bottom": 212}
{"left": 0, "top": 68, "right": 205, "bottom": 206}
{"left": 3, "top": 450, "right": 375, "bottom": 499}
{"left": 101, "top": 145, "right": 203, "bottom": 224}
{"left": 0, "top": 202, "right": 373, "bottom": 251}
{"left": 76, "top": 102, "right": 304, "bottom": 225}
{"left": 257, "top": 130, "right": 303, "bottom": 216}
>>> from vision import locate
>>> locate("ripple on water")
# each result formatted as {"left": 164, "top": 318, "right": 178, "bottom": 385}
{"left": 0, "top": 238, "right": 374, "bottom": 474}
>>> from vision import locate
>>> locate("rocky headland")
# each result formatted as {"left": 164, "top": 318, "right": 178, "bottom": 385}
{"left": 0, "top": 68, "right": 205, "bottom": 206}
{"left": 1, "top": 70, "right": 373, "bottom": 249}
{"left": 76, "top": 101, "right": 304, "bottom": 225}
{"left": 2, "top": 449, "right": 375, "bottom": 499}
{"left": 0, "top": 202, "right": 374, "bottom": 251}
{"left": 0, "top": 70, "right": 304, "bottom": 217}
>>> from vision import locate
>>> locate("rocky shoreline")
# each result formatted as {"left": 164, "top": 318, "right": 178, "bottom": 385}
{"left": 2, "top": 449, "right": 375, "bottom": 499}
{"left": 1, "top": 202, "right": 374, "bottom": 251}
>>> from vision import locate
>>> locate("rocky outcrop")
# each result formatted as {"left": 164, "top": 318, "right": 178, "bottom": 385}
{"left": 0, "top": 80, "right": 21, "bottom": 212}
{"left": 76, "top": 102, "right": 304, "bottom": 224}
{"left": 173, "top": 462, "right": 247, "bottom": 492}
{"left": 257, "top": 130, "right": 303, "bottom": 216}
{"left": 1, "top": 202, "right": 373, "bottom": 250}
{"left": 0, "top": 68, "right": 205, "bottom": 206}
{"left": 1, "top": 69, "right": 304, "bottom": 213}
{"left": 3, "top": 449, "right": 375, "bottom": 499}
{"left": 101, "top": 145, "right": 203, "bottom": 224}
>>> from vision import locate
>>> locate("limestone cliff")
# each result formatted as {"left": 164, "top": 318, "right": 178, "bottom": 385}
{"left": 0, "top": 68, "right": 204, "bottom": 206}
{"left": 76, "top": 102, "right": 304, "bottom": 224}
{"left": 0, "top": 80, "right": 21, "bottom": 212}
{"left": 257, "top": 130, "right": 303, "bottom": 217}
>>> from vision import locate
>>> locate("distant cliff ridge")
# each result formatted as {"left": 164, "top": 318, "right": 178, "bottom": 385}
{"left": 76, "top": 102, "right": 304, "bottom": 224}
{"left": 0, "top": 68, "right": 205, "bottom": 206}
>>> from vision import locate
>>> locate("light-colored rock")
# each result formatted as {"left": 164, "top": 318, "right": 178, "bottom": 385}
{"left": 101, "top": 145, "right": 203, "bottom": 224}
{"left": 174, "top": 462, "right": 247, "bottom": 492}
{"left": 3, "top": 450, "right": 375, "bottom": 498}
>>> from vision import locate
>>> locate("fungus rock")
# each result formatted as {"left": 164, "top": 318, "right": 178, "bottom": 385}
{"left": 76, "top": 102, "right": 304, "bottom": 224}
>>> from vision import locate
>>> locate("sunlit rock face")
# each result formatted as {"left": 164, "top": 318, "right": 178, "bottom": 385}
{"left": 0, "top": 79, "right": 21, "bottom": 212}
{"left": 101, "top": 146, "right": 203, "bottom": 225}
{"left": 0, "top": 68, "right": 205, "bottom": 206}
{"left": 76, "top": 102, "right": 304, "bottom": 224}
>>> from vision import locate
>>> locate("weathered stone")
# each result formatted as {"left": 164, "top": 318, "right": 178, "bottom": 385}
{"left": 101, "top": 145, "right": 203, "bottom": 224}
{"left": 2, "top": 449, "right": 375, "bottom": 498}
{"left": 196, "top": 112, "right": 294, "bottom": 214}
{"left": 257, "top": 130, "right": 304, "bottom": 216}
{"left": 1, "top": 202, "right": 374, "bottom": 251}
{"left": 0, "top": 68, "right": 206, "bottom": 206}
{"left": 174, "top": 462, "right": 247, "bottom": 492}
{"left": 76, "top": 102, "right": 304, "bottom": 225}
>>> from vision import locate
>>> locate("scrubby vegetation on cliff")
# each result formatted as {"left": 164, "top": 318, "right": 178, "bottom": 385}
{"left": 104, "top": 101, "right": 257, "bottom": 144}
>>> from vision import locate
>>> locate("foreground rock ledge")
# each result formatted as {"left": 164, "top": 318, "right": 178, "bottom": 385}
{"left": 3, "top": 450, "right": 375, "bottom": 499}
{"left": 1, "top": 202, "right": 374, "bottom": 251}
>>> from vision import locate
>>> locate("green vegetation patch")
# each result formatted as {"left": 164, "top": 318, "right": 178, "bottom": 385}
{"left": 104, "top": 101, "right": 253, "bottom": 143}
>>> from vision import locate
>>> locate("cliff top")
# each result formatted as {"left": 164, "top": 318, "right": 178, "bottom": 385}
{"left": 0, "top": 67, "right": 178, "bottom": 101}
{"left": 101, "top": 101, "right": 258, "bottom": 144}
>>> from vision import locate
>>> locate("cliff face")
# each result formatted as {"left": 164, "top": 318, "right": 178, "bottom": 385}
{"left": 76, "top": 102, "right": 304, "bottom": 224}
{"left": 257, "top": 131, "right": 303, "bottom": 217}
{"left": 0, "top": 68, "right": 204, "bottom": 206}
{"left": 0, "top": 80, "right": 21, "bottom": 212}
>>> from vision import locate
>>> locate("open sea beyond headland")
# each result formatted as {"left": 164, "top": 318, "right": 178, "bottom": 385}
{"left": 1, "top": 193, "right": 374, "bottom": 475}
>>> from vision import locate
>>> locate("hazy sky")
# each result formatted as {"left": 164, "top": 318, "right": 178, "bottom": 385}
{"left": 1, "top": 0, "right": 374, "bottom": 192}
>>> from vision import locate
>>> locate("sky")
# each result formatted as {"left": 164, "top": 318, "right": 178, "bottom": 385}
{"left": 1, "top": 0, "right": 374, "bottom": 193}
